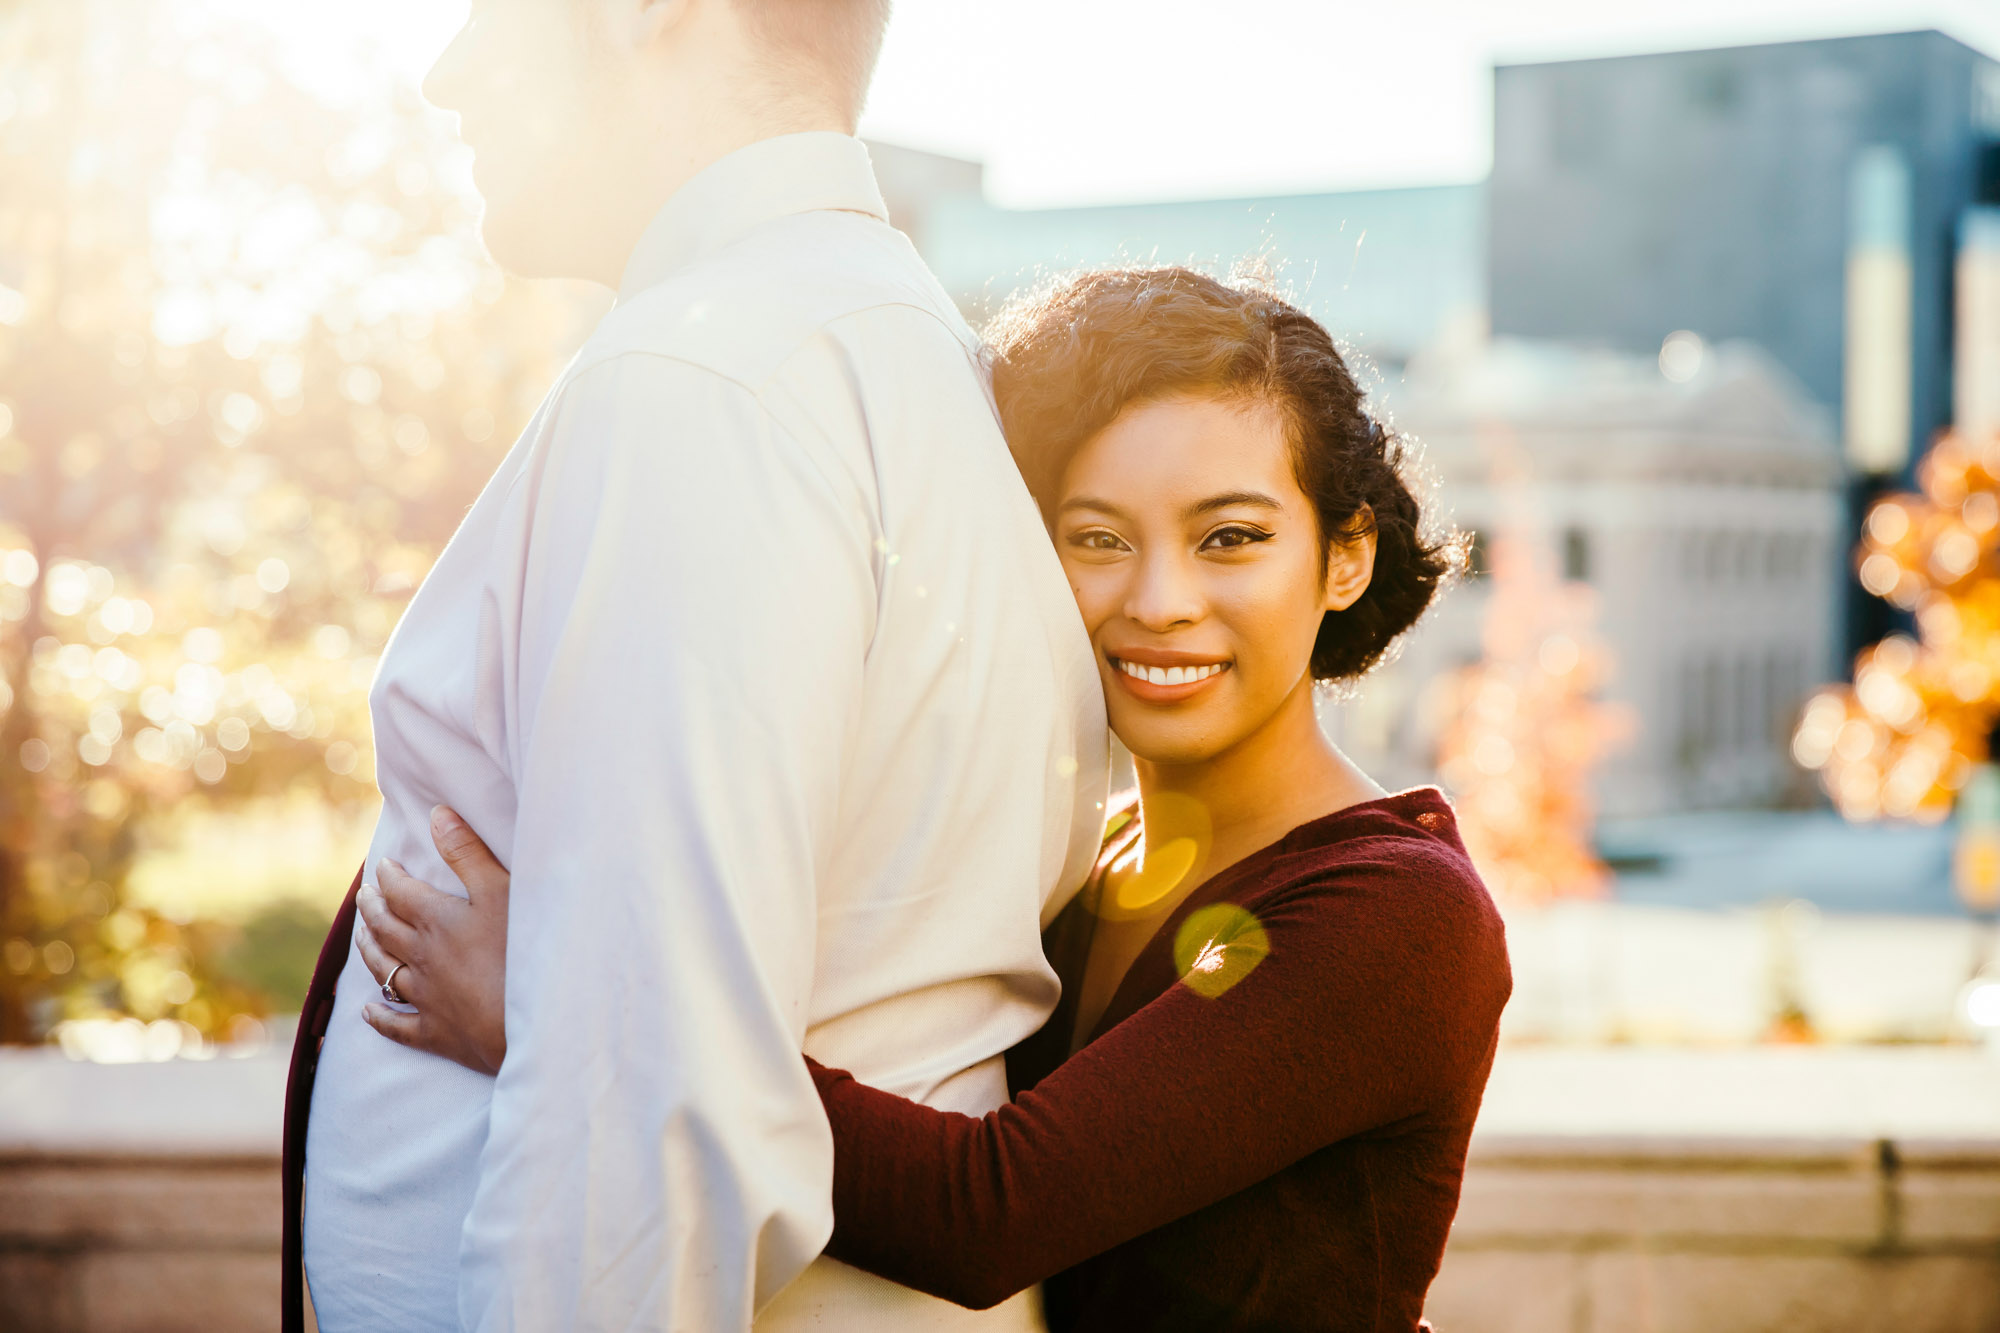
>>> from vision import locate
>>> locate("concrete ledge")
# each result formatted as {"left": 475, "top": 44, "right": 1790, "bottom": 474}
{"left": 1427, "top": 1252, "right": 2000, "bottom": 1333}
{"left": 0, "top": 1047, "right": 286, "bottom": 1157}
{"left": 1900, "top": 1144, "right": 2000, "bottom": 1245}
{"left": 1, "top": 1046, "right": 1997, "bottom": 1331}
{"left": 0, "top": 1156, "right": 281, "bottom": 1248}
{"left": 1430, "top": 1132, "right": 2000, "bottom": 1332}
{"left": 0, "top": 1155, "right": 296, "bottom": 1333}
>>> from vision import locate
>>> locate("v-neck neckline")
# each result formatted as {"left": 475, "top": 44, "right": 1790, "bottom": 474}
{"left": 1056, "top": 787, "right": 1452, "bottom": 1055}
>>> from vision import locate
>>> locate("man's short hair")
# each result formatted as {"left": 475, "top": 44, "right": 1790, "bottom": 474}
{"left": 735, "top": 0, "right": 892, "bottom": 123}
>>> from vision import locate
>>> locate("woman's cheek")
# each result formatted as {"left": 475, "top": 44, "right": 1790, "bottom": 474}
{"left": 1218, "top": 581, "right": 1310, "bottom": 705}
{"left": 1065, "top": 566, "right": 1121, "bottom": 641}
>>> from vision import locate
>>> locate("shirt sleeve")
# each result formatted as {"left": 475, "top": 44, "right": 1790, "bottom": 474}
{"left": 458, "top": 353, "right": 876, "bottom": 1331}
{"left": 806, "top": 849, "right": 1511, "bottom": 1310}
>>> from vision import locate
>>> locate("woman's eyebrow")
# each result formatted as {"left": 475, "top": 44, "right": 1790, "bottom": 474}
{"left": 1187, "top": 490, "right": 1283, "bottom": 517}
{"left": 1058, "top": 495, "right": 1127, "bottom": 518}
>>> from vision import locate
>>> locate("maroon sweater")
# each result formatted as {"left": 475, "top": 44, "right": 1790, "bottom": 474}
{"left": 807, "top": 788, "right": 1511, "bottom": 1332}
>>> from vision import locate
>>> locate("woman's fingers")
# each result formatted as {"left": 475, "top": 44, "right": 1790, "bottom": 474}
{"left": 363, "top": 1003, "right": 436, "bottom": 1055}
{"left": 429, "top": 806, "right": 510, "bottom": 910}
{"left": 353, "top": 913, "right": 394, "bottom": 987}
{"left": 378, "top": 856, "right": 472, "bottom": 944}
{"left": 354, "top": 915, "right": 422, "bottom": 1006}
{"left": 364, "top": 1002, "right": 497, "bottom": 1077}
{"left": 358, "top": 876, "right": 424, "bottom": 964}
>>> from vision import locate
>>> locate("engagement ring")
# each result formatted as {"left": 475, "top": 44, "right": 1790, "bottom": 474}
{"left": 381, "top": 962, "right": 408, "bottom": 1005}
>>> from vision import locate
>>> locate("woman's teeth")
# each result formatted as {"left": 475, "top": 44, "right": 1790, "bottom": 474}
{"left": 1116, "top": 659, "right": 1228, "bottom": 687}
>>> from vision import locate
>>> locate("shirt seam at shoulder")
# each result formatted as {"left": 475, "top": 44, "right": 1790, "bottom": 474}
{"left": 560, "top": 346, "right": 764, "bottom": 403}
{"left": 755, "top": 298, "right": 981, "bottom": 399}
{"left": 563, "top": 295, "right": 974, "bottom": 400}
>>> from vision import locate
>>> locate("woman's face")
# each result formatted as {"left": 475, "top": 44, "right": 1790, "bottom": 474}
{"left": 1053, "top": 394, "right": 1373, "bottom": 768}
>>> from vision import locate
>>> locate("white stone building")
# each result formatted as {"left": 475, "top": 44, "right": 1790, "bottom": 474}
{"left": 1338, "top": 335, "right": 1848, "bottom": 818}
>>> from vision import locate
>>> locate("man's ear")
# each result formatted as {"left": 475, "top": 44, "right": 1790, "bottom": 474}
{"left": 1323, "top": 507, "right": 1378, "bottom": 612}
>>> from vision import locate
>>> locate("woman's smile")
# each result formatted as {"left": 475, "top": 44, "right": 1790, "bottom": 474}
{"left": 1107, "top": 651, "right": 1234, "bottom": 701}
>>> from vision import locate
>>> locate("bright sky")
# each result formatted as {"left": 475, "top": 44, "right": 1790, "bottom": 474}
{"left": 283, "top": 0, "right": 2000, "bottom": 208}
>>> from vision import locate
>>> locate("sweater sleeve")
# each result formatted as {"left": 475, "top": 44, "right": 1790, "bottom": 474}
{"left": 806, "top": 844, "right": 1511, "bottom": 1310}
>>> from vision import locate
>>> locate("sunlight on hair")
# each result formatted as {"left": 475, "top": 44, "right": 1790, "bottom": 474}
{"left": 1172, "top": 903, "right": 1269, "bottom": 1000}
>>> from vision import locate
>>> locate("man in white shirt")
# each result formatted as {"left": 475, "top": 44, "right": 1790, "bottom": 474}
{"left": 289, "top": 1, "right": 1107, "bottom": 1329}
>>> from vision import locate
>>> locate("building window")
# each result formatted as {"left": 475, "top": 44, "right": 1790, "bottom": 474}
{"left": 1766, "top": 651, "right": 1789, "bottom": 744}
{"left": 1561, "top": 527, "right": 1591, "bottom": 583}
{"left": 1678, "top": 659, "right": 1701, "bottom": 769}
{"left": 1735, "top": 656, "right": 1755, "bottom": 753}
{"left": 1703, "top": 657, "right": 1723, "bottom": 756}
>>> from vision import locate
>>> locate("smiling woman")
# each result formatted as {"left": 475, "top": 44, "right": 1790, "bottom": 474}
{"left": 1055, "top": 395, "right": 1348, "bottom": 767}
{"left": 793, "top": 268, "right": 1508, "bottom": 1332}
{"left": 994, "top": 266, "right": 1460, "bottom": 682}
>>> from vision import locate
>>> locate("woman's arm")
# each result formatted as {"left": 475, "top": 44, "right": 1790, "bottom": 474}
{"left": 358, "top": 819, "right": 1509, "bottom": 1311}
{"left": 809, "top": 849, "right": 1509, "bottom": 1309}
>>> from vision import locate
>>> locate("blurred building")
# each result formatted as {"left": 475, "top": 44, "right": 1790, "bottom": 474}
{"left": 1349, "top": 339, "right": 1846, "bottom": 817}
{"left": 863, "top": 140, "right": 986, "bottom": 256}
{"left": 1490, "top": 30, "right": 2000, "bottom": 483}
{"left": 873, "top": 28, "right": 1999, "bottom": 816}
{"left": 1961, "top": 206, "right": 2000, "bottom": 435}
{"left": 898, "top": 170, "right": 1485, "bottom": 369}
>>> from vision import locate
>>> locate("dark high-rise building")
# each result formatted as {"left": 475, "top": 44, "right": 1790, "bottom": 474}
{"left": 1490, "top": 30, "right": 2000, "bottom": 481}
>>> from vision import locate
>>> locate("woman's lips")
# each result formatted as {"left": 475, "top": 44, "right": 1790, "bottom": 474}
{"left": 1107, "top": 654, "right": 1232, "bottom": 702}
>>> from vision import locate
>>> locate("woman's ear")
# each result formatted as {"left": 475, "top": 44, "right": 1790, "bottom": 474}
{"left": 1323, "top": 507, "right": 1378, "bottom": 612}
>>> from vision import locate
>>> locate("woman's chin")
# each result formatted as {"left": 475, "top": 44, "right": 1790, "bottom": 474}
{"left": 1114, "top": 725, "right": 1232, "bottom": 771}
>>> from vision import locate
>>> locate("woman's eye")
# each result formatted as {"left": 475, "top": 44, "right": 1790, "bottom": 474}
{"left": 1071, "top": 530, "right": 1129, "bottom": 552}
{"left": 1203, "top": 525, "right": 1272, "bottom": 550}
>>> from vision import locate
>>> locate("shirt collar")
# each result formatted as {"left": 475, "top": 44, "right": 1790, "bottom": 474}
{"left": 616, "top": 132, "right": 890, "bottom": 300}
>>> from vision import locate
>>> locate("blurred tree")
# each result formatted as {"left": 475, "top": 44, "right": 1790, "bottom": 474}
{"left": 0, "top": 0, "right": 576, "bottom": 1043}
{"left": 1793, "top": 429, "right": 2000, "bottom": 824}
{"left": 1429, "top": 532, "right": 1633, "bottom": 906}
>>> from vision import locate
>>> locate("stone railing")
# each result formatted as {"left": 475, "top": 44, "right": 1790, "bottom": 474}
{"left": 3, "top": 1046, "right": 1998, "bottom": 1331}
{"left": 0, "top": 1048, "right": 295, "bottom": 1333}
{"left": 1427, "top": 1135, "right": 2000, "bottom": 1332}
{"left": 1, "top": 1150, "right": 291, "bottom": 1333}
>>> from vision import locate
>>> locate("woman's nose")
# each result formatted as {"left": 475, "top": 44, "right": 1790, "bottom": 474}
{"left": 1124, "top": 551, "right": 1205, "bottom": 632}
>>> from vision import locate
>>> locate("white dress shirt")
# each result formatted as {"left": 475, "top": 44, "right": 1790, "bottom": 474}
{"left": 303, "top": 132, "right": 1108, "bottom": 1332}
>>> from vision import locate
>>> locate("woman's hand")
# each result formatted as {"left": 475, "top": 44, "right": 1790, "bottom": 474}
{"left": 354, "top": 805, "right": 512, "bottom": 1076}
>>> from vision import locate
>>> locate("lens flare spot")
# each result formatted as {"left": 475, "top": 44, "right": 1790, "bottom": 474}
{"left": 1110, "top": 836, "right": 1198, "bottom": 914}
{"left": 1173, "top": 904, "right": 1270, "bottom": 999}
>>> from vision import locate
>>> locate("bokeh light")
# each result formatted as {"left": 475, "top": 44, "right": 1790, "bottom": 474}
{"left": 1792, "top": 430, "right": 2000, "bottom": 823}
{"left": 0, "top": 0, "right": 578, "bottom": 1046}
{"left": 1963, "top": 979, "right": 2000, "bottom": 1029}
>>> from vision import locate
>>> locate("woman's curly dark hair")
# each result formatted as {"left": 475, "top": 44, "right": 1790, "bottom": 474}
{"left": 987, "top": 265, "right": 1460, "bottom": 681}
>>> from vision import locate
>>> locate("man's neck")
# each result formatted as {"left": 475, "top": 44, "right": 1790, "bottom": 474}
{"left": 578, "top": 105, "right": 851, "bottom": 289}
